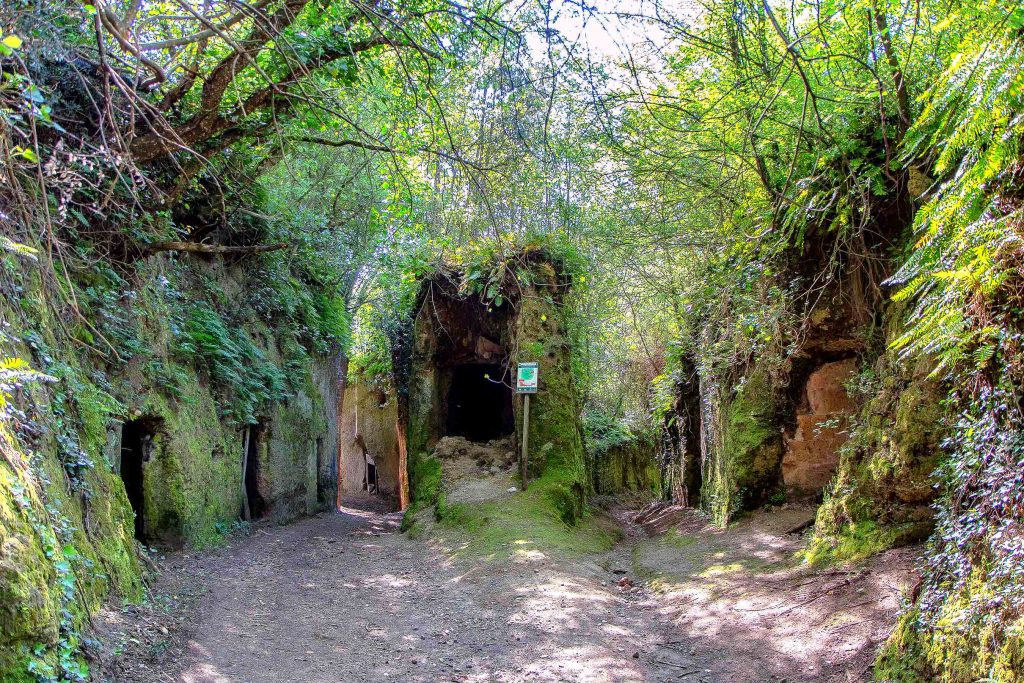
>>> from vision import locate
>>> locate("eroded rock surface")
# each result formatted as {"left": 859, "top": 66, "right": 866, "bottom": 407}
{"left": 783, "top": 359, "right": 857, "bottom": 492}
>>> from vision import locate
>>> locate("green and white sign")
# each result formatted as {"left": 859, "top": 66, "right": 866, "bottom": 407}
{"left": 516, "top": 362, "right": 539, "bottom": 393}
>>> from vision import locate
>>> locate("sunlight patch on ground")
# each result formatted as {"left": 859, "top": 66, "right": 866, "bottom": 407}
{"left": 182, "top": 664, "right": 236, "bottom": 683}
{"left": 362, "top": 573, "right": 415, "bottom": 589}
{"left": 628, "top": 506, "right": 918, "bottom": 679}
{"left": 699, "top": 562, "right": 745, "bottom": 576}
{"left": 512, "top": 547, "right": 548, "bottom": 562}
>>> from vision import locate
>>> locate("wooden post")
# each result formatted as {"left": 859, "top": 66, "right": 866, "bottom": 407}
{"left": 520, "top": 393, "right": 530, "bottom": 490}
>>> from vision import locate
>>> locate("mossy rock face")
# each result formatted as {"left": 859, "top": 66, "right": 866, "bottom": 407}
{"left": 401, "top": 452, "right": 442, "bottom": 532}
{"left": 513, "top": 284, "right": 588, "bottom": 523}
{"left": 545, "top": 476, "right": 587, "bottom": 525}
{"left": 134, "top": 356, "right": 332, "bottom": 546}
{"left": 875, "top": 574, "right": 1024, "bottom": 682}
{"left": 266, "top": 375, "right": 328, "bottom": 522}
{"left": 700, "top": 364, "right": 785, "bottom": 524}
{"left": 0, "top": 469, "right": 59, "bottom": 652}
{"left": 0, "top": 283, "right": 145, "bottom": 677}
{"left": 808, "top": 352, "right": 947, "bottom": 565}
{"left": 726, "top": 368, "right": 784, "bottom": 496}
{"left": 140, "top": 384, "right": 242, "bottom": 547}
{"left": 407, "top": 364, "right": 438, "bottom": 462}
{"left": 76, "top": 455, "right": 145, "bottom": 603}
{"left": 592, "top": 437, "right": 660, "bottom": 496}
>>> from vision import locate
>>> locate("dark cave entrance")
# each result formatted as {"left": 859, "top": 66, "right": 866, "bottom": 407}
{"left": 446, "top": 363, "right": 514, "bottom": 442}
{"left": 120, "top": 418, "right": 159, "bottom": 542}
{"left": 243, "top": 424, "right": 268, "bottom": 520}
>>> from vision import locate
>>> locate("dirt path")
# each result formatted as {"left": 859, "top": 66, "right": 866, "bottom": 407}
{"left": 94, "top": 501, "right": 916, "bottom": 683}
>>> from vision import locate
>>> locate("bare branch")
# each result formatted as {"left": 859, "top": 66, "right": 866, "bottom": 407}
{"left": 287, "top": 136, "right": 395, "bottom": 152}
{"left": 142, "top": 241, "right": 288, "bottom": 256}
{"left": 139, "top": 0, "right": 275, "bottom": 51}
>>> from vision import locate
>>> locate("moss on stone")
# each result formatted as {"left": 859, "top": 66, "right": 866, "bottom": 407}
{"left": 140, "top": 383, "right": 241, "bottom": 547}
{"left": 513, "top": 288, "right": 588, "bottom": 522}
{"left": 808, "top": 353, "right": 945, "bottom": 565}
{"left": 591, "top": 434, "right": 660, "bottom": 496}
{"left": 0, "top": 463, "right": 59, "bottom": 655}
{"left": 875, "top": 572, "right": 1024, "bottom": 682}
{"left": 0, "top": 281, "right": 146, "bottom": 679}
{"left": 401, "top": 453, "right": 443, "bottom": 532}
{"left": 405, "top": 309, "right": 440, "bottom": 461}
{"left": 266, "top": 368, "right": 328, "bottom": 522}
{"left": 701, "top": 365, "right": 784, "bottom": 525}
{"left": 801, "top": 519, "right": 908, "bottom": 567}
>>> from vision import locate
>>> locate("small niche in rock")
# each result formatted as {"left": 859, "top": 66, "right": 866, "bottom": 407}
{"left": 243, "top": 424, "right": 268, "bottom": 520}
{"left": 782, "top": 358, "right": 858, "bottom": 493}
{"left": 120, "top": 417, "right": 161, "bottom": 541}
{"left": 446, "top": 363, "right": 514, "bottom": 442}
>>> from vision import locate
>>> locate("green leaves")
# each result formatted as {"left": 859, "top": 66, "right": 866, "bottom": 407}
{"left": 888, "top": 0, "right": 1024, "bottom": 374}
{"left": 175, "top": 303, "right": 287, "bottom": 425}
{"left": 1009, "top": 6, "right": 1024, "bottom": 30}
{"left": 11, "top": 145, "right": 39, "bottom": 163}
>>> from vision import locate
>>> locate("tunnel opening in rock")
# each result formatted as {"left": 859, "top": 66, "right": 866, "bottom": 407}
{"left": 445, "top": 363, "right": 514, "bottom": 442}
{"left": 400, "top": 254, "right": 589, "bottom": 517}
{"left": 404, "top": 274, "right": 517, "bottom": 456}
{"left": 244, "top": 424, "right": 268, "bottom": 519}
{"left": 120, "top": 417, "right": 160, "bottom": 541}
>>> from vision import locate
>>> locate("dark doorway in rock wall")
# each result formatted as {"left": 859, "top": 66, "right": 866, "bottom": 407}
{"left": 120, "top": 418, "right": 158, "bottom": 541}
{"left": 243, "top": 424, "right": 268, "bottom": 520}
{"left": 315, "top": 436, "right": 330, "bottom": 506}
{"left": 446, "top": 363, "right": 514, "bottom": 442}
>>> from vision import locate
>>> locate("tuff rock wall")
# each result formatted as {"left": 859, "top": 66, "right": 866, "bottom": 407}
{"left": 0, "top": 253, "right": 341, "bottom": 678}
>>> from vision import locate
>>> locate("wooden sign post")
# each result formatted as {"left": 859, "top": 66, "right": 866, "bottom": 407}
{"left": 516, "top": 362, "right": 539, "bottom": 490}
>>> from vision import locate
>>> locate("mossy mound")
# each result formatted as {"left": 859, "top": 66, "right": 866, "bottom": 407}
{"left": 411, "top": 466, "right": 618, "bottom": 560}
